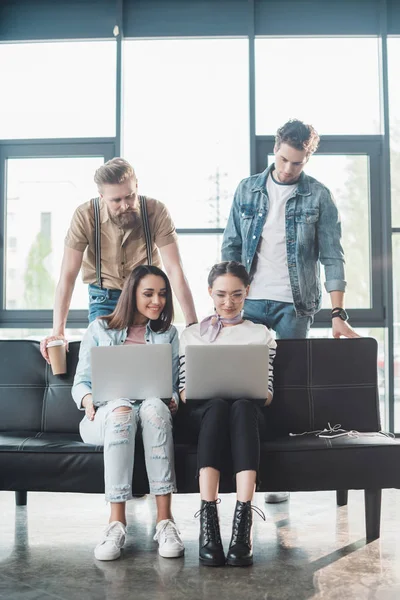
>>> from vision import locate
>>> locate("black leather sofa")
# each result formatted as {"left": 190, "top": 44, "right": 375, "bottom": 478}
{"left": 1, "top": 337, "right": 399, "bottom": 541}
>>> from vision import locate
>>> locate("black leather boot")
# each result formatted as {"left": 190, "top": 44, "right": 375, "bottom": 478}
{"left": 195, "top": 500, "right": 225, "bottom": 567}
{"left": 226, "top": 500, "right": 254, "bottom": 566}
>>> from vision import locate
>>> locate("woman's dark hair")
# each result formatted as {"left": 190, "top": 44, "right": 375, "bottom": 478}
{"left": 100, "top": 265, "right": 174, "bottom": 333}
{"left": 207, "top": 261, "right": 250, "bottom": 288}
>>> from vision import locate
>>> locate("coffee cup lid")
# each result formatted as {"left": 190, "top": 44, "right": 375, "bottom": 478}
{"left": 46, "top": 340, "right": 65, "bottom": 348}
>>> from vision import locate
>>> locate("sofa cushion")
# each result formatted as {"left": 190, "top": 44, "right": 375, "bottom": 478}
{"left": 2, "top": 431, "right": 400, "bottom": 495}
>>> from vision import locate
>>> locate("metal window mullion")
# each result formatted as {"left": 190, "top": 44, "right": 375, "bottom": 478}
{"left": 115, "top": 0, "right": 123, "bottom": 156}
{"left": 248, "top": 0, "right": 256, "bottom": 176}
{"left": 0, "top": 140, "right": 116, "bottom": 159}
{"left": 378, "top": 0, "right": 395, "bottom": 431}
{"left": 176, "top": 228, "right": 224, "bottom": 235}
{"left": 0, "top": 309, "right": 90, "bottom": 330}
{"left": 313, "top": 309, "right": 385, "bottom": 328}
{"left": 0, "top": 146, "right": 6, "bottom": 312}
{"left": 369, "top": 148, "right": 385, "bottom": 323}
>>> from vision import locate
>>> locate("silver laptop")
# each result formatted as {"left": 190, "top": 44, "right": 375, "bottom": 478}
{"left": 91, "top": 344, "right": 172, "bottom": 406}
{"left": 185, "top": 345, "right": 270, "bottom": 405}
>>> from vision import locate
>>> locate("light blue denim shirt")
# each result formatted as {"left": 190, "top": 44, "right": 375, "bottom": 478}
{"left": 221, "top": 164, "right": 346, "bottom": 317}
{"left": 72, "top": 318, "right": 180, "bottom": 410}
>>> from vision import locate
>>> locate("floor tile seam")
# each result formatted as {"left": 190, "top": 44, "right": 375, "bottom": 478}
{"left": 0, "top": 571, "right": 69, "bottom": 600}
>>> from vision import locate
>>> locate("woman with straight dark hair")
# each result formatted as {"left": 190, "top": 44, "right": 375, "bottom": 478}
{"left": 72, "top": 265, "right": 184, "bottom": 562}
{"left": 178, "top": 261, "right": 276, "bottom": 567}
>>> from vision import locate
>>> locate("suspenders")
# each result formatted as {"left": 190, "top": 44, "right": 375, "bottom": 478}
{"left": 139, "top": 195, "right": 153, "bottom": 267}
{"left": 92, "top": 196, "right": 102, "bottom": 289}
{"left": 91, "top": 195, "right": 152, "bottom": 289}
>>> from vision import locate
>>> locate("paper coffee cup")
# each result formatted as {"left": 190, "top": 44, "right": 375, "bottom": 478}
{"left": 47, "top": 340, "right": 67, "bottom": 375}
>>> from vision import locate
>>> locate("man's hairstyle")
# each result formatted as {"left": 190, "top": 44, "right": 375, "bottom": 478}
{"left": 208, "top": 261, "right": 251, "bottom": 288}
{"left": 94, "top": 158, "right": 136, "bottom": 188}
{"left": 100, "top": 265, "right": 174, "bottom": 333}
{"left": 275, "top": 119, "right": 320, "bottom": 157}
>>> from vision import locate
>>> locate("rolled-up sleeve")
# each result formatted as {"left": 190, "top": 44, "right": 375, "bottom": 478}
{"left": 153, "top": 203, "right": 178, "bottom": 249}
{"left": 72, "top": 323, "right": 98, "bottom": 409}
{"left": 221, "top": 182, "right": 244, "bottom": 264}
{"left": 65, "top": 207, "right": 89, "bottom": 253}
{"left": 318, "top": 189, "right": 347, "bottom": 293}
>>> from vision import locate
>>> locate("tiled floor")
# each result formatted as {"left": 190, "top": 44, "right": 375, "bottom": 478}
{"left": 1, "top": 490, "right": 400, "bottom": 599}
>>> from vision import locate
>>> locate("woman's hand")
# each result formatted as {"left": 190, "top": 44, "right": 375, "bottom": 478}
{"left": 82, "top": 394, "right": 96, "bottom": 421}
{"left": 168, "top": 399, "right": 178, "bottom": 415}
{"left": 264, "top": 391, "right": 273, "bottom": 407}
{"left": 180, "top": 389, "right": 187, "bottom": 404}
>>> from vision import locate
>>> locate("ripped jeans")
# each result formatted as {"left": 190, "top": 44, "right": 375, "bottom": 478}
{"left": 80, "top": 397, "right": 176, "bottom": 502}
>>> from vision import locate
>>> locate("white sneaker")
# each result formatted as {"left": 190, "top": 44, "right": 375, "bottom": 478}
{"left": 94, "top": 521, "right": 126, "bottom": 561}
{"left": 264, "top": 492, "right": 290, "bottom": 504}
{"left": 154, "top": 519, "right": 185, "bottom": 558}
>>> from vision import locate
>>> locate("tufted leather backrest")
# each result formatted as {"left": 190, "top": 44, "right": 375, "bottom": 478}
{"left": 0, "top": 340, "right": 81, "bottom": 433}
{"left": 269, "top": 337, "right": 380, "bottom": 437}
{"left": 0, "top": 338, "right": 380, "bottom": 436}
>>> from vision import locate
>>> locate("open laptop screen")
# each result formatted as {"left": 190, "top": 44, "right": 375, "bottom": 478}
{"left": 185, "top": 344, "right": 269, "bottom": 405}
{"left": 91, "top": 344, "right": 172, "bottom": 406}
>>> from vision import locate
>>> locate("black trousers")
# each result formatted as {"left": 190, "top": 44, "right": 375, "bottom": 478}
{"left": 182, "top": 398, "right": 267, "bottom": 475}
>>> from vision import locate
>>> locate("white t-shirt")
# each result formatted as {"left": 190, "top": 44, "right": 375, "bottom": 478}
{"left": 248, "top": 173, "right": 297, "bottom": 303}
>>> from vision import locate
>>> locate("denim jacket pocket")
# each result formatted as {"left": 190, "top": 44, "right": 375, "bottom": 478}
{"left": 295, "top": 209, "right": 319, "bottom": 224}
{"left": 240, "top": 204, "right": 256, "bottom": 219}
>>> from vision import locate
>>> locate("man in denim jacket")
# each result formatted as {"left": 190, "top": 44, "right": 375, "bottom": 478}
{"left": 222, "top": 119, "right": 358, "bottom": 342}
{"left": 222, "top": 120, "right": 359, "bottom": 504}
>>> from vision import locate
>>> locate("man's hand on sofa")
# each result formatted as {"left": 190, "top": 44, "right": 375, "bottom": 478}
{"left": 40, "top": 335, "right": 69, "bottom": 363}
{"left": 332, "top": 319, "right": 360, "bottom": 339}
{"left": 82, "top": 394, "right": 96, "bottom": 421}
{"left": 168, "top": 398, "right": 178, "bottom": 415}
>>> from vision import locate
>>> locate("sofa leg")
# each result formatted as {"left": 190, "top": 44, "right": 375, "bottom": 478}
{"left": 336, "top": 490, "right": 348, "bottom": 506}
{"left": 365, "top": 489, "right": 381, "bottom": 541}
{"left": 15, "top": 491, "right": 27, "bottom": 506}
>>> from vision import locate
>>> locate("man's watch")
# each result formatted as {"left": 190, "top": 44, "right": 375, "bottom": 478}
{"left": 331, "top": 307, "right": 348, "bottom": 321}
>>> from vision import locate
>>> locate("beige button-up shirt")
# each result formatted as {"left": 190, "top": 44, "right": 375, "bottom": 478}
{"left": 64, "top": 196, "right": 178, "bottom": 290}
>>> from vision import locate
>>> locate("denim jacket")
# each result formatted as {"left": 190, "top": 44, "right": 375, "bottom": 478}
{"left": 221, "top": 164, "right": 346, "bottom": 317}
{"left": 72, "top": 318, "right": 180, "bottom": 410}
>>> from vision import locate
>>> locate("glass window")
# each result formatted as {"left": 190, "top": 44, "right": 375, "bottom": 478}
{"left": 172, "top": 234, "right": 222, "bottom": 324}
{"left": 123, "top": 39, "right": 249, "bottom": 228}
{"left": 5, "top": 156, "right": 104, "bottom": 311}
{"left": 0, "top": 42, "right": 116, "bottom": 139}
{"left": 388, "top": 38, "right": 400, "bottom": 227}
{"left": 267, "top": 154, "right": 371, "bottom": 309}
{"left": 256, "top": 38, "right": 381, "bottom": 135}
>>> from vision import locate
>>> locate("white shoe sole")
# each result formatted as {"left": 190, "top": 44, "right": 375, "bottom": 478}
{"left": 158, "top": 547, "right": 185, "bottom": 559}
{"left": 94, "top": 548, "right": 122, "bottom": 561}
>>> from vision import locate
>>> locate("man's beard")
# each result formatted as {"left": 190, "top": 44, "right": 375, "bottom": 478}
{"left": 109, "top": 210, "right": 138, "bottom": 230}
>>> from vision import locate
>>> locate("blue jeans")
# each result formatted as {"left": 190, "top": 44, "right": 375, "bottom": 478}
{"left": 80, "top": 397, "right": 176, "bottom": 500}
{"left": 243, "top": 299, "right": 313, "bottom": 339}
{"left": 88, "top": 284, "right": 122, "bottom": 323}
